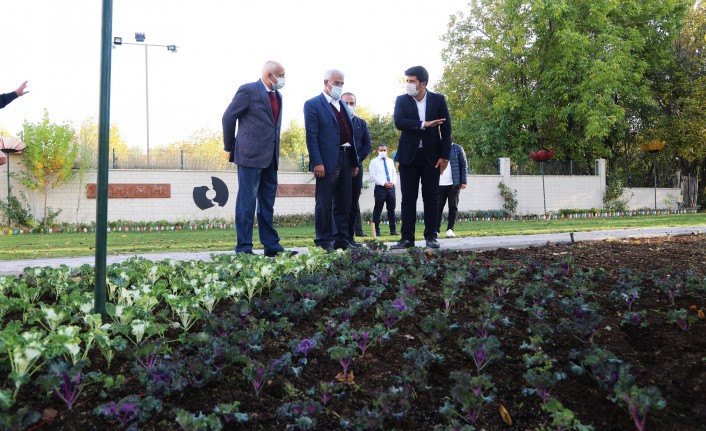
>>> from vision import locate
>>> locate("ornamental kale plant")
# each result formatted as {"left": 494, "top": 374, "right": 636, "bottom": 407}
{"left": 36, "top": 360, "right": 92, "bottom": 410}
{"left": 522, "top": 350, "right": 566, "bottom": 402}
{"left": 540, "top": 397, "right": 595, "bottom": 431}
{"left": 612, "top": 367, "right": 666, "bottom": 431}
{"left": 350, "top": 326, "right": 383, "bottom": 356}
{"left": 558, "top": 297, "right": 603, "bottom": 342}
{"left": 442, "top": 372, "right": 496, "bottom": 424}
{"left": 653, "top": 270, "right": 691, "bottom": 305}
{"left": 327, "top": 345, "right": 357, "bottom": 383}
{"left": 420, "top": 311, "right": 452, "bottom": 343}
{"left": 575, "top": 347, "right": 624, "bottom": 394}
{"left": 461, "top": 335, "right": 503, "bottom": 374}
{"left": 242, "top": 361, "right": 273, "bottom": 398}
{"left": 276, "top": 399, "right": 323, "bottom": 430}
{"left": 610, "top": 270, "right": 645, "bottom": 312}
{"left": 174, "top": 408, "right": 223, "bottom": 431}
{"left": 666, "top": 308, "right": 697, "bottom": 331}
{"left": 95, "top": 395, "right": 163, "bottom": 427}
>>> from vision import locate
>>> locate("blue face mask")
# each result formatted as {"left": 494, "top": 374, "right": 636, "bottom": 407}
{"left": 328, "top": 82, "right": 343, "bottom": 100}
{"left": 271, "top": 74, "right": 285, "bottom": 90}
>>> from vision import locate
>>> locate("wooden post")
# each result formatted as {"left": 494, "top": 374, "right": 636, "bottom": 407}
{"left": 370, "top": 221, "right": 376, "bottom": 240}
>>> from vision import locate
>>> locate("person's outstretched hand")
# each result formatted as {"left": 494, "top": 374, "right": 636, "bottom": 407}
{"left": 15, "top": 81, "right": 29, "bottom": 97}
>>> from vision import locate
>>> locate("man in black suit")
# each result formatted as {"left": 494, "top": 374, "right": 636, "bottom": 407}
{"left": 391, "top": 66, "right": 452, "bottom": 250}
{"left": 342, "top": 92, "right": 372, "bottom": 244}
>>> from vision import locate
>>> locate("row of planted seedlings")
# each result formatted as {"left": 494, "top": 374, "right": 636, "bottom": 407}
{"left": 512, "top": 256, "right": 702, "bottom": 431}
{"left": 0, "top": 250, "right": 337, "bottom": 429}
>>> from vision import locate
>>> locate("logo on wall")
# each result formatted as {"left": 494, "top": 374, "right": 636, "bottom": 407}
{"left": 193, "top": 176, "right": 229, "bottom": 210}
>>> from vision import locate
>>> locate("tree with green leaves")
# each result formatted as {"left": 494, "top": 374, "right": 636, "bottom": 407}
{"left": 356, "top": 111, "right": 400, "bottom": 168}
{"left": 279, "top": 120, "right": 307, "bottom": 166}
{"left": 18, "top": 110, "right": 78, "bottom": 227}
{"left": 643, "top": 2, "right": 706, "bottom": 205}
{"left": 439, "top": 0, "right": 689, "bottom": 175}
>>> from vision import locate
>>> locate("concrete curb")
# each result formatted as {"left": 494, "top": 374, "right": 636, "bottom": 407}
{"left": 1, "top": 226, "right": 704, "bottom": 276}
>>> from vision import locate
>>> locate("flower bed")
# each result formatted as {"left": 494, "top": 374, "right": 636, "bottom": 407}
{"left": 0, "top": 235, "right": 705, "bottom": 430}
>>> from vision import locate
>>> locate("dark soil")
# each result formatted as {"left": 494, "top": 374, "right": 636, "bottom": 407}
{"left": 12, "top": 234, "right": 706, "bottom": 431}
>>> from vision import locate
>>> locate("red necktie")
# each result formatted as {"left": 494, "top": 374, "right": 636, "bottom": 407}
{"left": 268, "top": 91, "right": 279, "bottom": 124}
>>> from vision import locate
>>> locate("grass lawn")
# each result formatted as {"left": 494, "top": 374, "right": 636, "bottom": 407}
{"left": 0, "top": 213, "right": 704, "bottom": 260}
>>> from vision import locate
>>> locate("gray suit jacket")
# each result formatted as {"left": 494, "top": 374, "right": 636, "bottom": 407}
{"left": 222, "top": 80, "right": 282, "bottom": 169}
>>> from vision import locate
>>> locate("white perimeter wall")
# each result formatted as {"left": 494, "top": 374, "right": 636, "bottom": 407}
{"left": 0, "top": 154, "right": 680, "bottom": 224}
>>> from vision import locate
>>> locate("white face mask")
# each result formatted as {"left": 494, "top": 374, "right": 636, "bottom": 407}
{"left": 379, "top": 151, "right": 387, "bottom": 157}
{"left": 271, "top": 74, "right": 285, "bottom": 90}
{"left": 328, "top": 82, "right": 343, "bottom": 100}
{"left": 406, "top": 83, "right": 419, "bottom": 97}
{"left": 346, "top": 105, "right": 356, "bottom": 116}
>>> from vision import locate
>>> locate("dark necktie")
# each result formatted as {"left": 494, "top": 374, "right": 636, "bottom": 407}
{"left": 268, "top": 91, "right": 279, "bottom": 124}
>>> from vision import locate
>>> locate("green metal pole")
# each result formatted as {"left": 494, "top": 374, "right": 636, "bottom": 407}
{"left": 94, "top": 0, "right": 113, "bottom": 317}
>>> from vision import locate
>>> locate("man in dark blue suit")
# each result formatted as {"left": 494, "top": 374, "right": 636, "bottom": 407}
{"left": 391, "top": 66, "right": 452, "bottom": 250}
{"left": 342, "top": 92, "right": 372, "bottom": 244}
{"left": 304, "top": 69, "right": 360, "bottom": 252}
{"left": 222, "top": 61, "right": 295, "bottom": 257}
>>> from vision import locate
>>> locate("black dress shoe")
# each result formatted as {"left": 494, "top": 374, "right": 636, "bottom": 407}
{"left": 236, "top": 250, "right": 254, "bottom": 255}
{"left": 349, "top": 240, "right": 364, "bottom": 248}
{"left": 355, "top": 232, "right": 368, "bottom": 237}
{"left": 425, "top": 239, "right": 440, "bottom": 249}
{"left": 333, "top": 240, "right": 360, "bottom": 250}
{"left": 265, "top": 249, "right": 298, "bottom": 258}
{"left": 319, "top": 244, "right": 334, "bottom": 253}
{"left": 390, "top": 231, "right": 399, "bottom": 236}
{"left": 390, "top": 239, "right": 414, "bottom": 249}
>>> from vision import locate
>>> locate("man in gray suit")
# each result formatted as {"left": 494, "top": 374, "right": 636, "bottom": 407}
{"left": 222, "top": 61, "right": 295, "bottom": 257}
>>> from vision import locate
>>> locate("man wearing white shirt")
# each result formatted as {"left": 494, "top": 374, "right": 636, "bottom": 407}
{"left": 369, "top": 143, "right": 398, "bottom": 236}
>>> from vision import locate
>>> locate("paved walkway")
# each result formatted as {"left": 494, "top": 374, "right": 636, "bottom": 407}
{"left": 1, "top": 225, "right": 704, "bottom": 276}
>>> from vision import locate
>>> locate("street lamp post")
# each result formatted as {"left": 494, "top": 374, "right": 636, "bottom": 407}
{"left": 113, "top": 33, "right": 177, "bottom": 167}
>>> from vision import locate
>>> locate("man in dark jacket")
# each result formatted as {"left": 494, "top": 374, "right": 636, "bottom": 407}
{"left": 438, "top": 143, "right": 467, "bottom": 237}
{"left": 0, "top": 81, "right": 29, "bottom": 109}
{"left": 342, "top": 92, "right": 372, "bottom": 243}
{"left": 391, "top": 66, "right": 452, "bottom": 250}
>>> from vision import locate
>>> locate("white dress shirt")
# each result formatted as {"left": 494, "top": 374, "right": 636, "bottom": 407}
{"left": 414, "top": 92, "right": 427, "bottom": 147}
{"left": 369, "top": 155, "right": 398, "bottom": 187}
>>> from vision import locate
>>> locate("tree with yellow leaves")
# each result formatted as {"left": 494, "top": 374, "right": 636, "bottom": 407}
{"left": 18, "top": 110, "right": 78, "bottom": 227}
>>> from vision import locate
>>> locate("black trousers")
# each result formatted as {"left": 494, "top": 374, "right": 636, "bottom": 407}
{"left": 314, "top": 148, "right": 354, "bottom": 247}
{"left": 348, "top": 163, "right": 364, "bottom": 240}
{"left": 398, "top": 149, "right": 440, "bottom": 242}
{"left": 372, "top": 185, "right": 396, "bottom": 234}
{"left": 438, "top": 185, "right": 460, "bottom": 231}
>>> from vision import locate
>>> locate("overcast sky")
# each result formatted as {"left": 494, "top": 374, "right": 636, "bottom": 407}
{"left": 2, "top": 0, "right": 468, "bottom": 152}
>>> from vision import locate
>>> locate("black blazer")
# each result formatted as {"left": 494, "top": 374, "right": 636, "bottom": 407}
{"left": 393, "top": 91, "right": 452, "bottom": 166}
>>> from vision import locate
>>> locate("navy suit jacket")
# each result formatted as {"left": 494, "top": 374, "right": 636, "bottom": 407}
{"left": 393, "top": 91, "right": 452, "bottom": 166}
{"left": 222, "top": 80, "right": 282, "bottom": 169}
{"left": 304, "top": 94, "right": 359, "bottom": 172}
{"left": 351, "top": 116, "right": 372, "bottom": 167}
